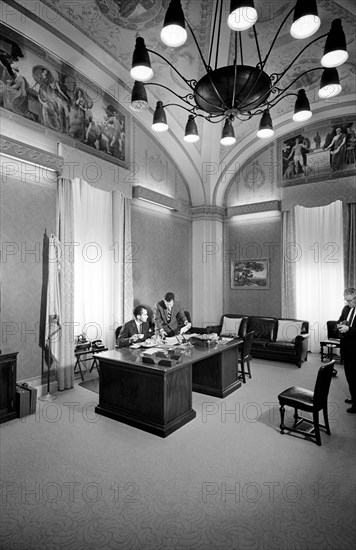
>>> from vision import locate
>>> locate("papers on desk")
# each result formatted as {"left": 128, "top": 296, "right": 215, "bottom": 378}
{"left": 164, "top": 334, "right": 202, "bottom": 345}
{"left": 218, "top": 336, "right": 234, "bottom": 343}
{"left": 140, "top": 347, "right": 164, "bottom": 355}
{"left": 165, "top": 336, "right": 182, "bottom": 346}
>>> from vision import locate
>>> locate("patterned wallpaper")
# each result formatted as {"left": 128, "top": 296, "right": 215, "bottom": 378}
{"left": 131, "top": 205, "right": 192, "bottom": 322}
{"left": 224, "top": 217, "right": 282, "bottom": 317}
{"left": 132, "top": 125, "right": 191, "bottom": 204}
{"left": 225, "top": 145, "right": 279, "bottom": 206}
{"left": 1, "top": 177, "right": 56, "bottom": 381}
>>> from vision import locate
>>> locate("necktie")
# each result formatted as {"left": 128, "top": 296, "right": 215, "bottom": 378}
{"left": 348, "top": 308, "right": 355, "bottom": 326}
{"left": 167, "top": 308, "right": 171, "bottom": 323}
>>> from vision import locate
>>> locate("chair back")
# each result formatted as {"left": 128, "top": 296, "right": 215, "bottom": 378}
{"left": 241, "top": 331, "right": 254, "bottom": 359}
{"left": 184, "top": 311, "right": 191, "bottom": 324}
{"left": 115, "top": 326, "right": 122, "bottom": 340}
{"left": 313, "top": 360, "right": 335, "bottom": 410}
{"left": 327, "top": 320, "right": 340, "bottom": 341}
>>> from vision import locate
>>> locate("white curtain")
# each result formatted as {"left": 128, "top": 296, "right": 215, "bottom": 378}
{"left": 295, "top": 200, "right": 344, "bottom": 352}
{"left": 56, "top": 178, "right": 74, "bottom": 390}
{"left": 72, "top": 178, "right": 114, "bottom": 347}
{"left": 281, "top": 209, "right": 296, "bottom": 318}
{"left": 72, "top": 179, "right": 133, "bottom": 350}
{"left": 113, "top": 191, "right": 134, "bottom": 330}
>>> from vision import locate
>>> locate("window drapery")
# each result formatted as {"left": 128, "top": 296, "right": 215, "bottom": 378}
{"left": 72, "top": 178, "right": 133, "bottom": 350}
{"left": 294, "top": 200, "right": 344, "bottom": 352}
{"left": 55, "top": 177, "right": 133, "bottom": 389}
{"left": 281, "top": 208, "right": 296, "bottom": 319}
{"left": 56, "top": 178, "right": 75, "bottom": 390}
{"left": 345, "top": 203, "right": 356, "bottom": 287}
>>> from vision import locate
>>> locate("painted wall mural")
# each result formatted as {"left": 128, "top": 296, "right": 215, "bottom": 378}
{"left": 94, "top": 0, "right": 169, "bottom": 29}
{"left": 279, "top": 118, "right": 356, "bottom": 186}
{"left": 0, "top": 29, "right": 127, "bottom": 166}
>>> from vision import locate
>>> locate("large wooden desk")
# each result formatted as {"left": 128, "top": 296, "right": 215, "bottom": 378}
{"left": 94, "top": 339, "right": 242, "bottom": 437}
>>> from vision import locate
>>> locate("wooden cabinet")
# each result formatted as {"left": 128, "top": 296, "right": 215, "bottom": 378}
{"left": 0, "top": 352, "right": 18, "bottom": 423}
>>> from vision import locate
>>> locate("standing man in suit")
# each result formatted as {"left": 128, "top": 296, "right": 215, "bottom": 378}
{"left": 116, "top": 305, "right": 151, "bottom": 347}
{"left": 154, "top": 292, "right": 191, "bottom": 337}
{"left": 337, "top": 288, "right": 356, "bottom": 413}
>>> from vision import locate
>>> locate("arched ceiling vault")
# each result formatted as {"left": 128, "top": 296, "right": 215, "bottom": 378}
{"left": 1, "top": 0, "right": 355, "bottom": 207}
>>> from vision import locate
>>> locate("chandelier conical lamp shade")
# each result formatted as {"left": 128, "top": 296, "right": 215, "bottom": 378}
{"left": 160, "top": 0, "right": 187, "bottom": 47}
{"left": 130, "top": 37, "right": 154, "bottom": 82}
{"left": 129, "top": 0, "right": 347, "bottom": 147}
{"left": 257, "top": 110, "right": 274, "bottom": 138}
{"left": 293, "top": 89, "right": 312, "bottom": 122}
{"left": 318, "top": 68, "right": 341, "bottom": 99}
{"left": 184, "top": 115, "right": 199, "bottom": 143}
{"left": 221, "top": 118, "right": 236, "bottom": 146}
{"left": 228, "top": 0, "right": 258, "bottom": 31}
{"left": 152, "top": 101, "right": 168, "bottom": 132}
{"left": 321, "top": 19, "right": 348, "bottom": 68}
{"left": 290, "top": 0, "right": 320, "bottom": 39}
{"left": 131, "top": 81, "right": 149, "bottom": 111}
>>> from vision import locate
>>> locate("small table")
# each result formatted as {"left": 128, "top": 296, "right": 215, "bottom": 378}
{"left": 320, "top": 340, "right": 341, "bottom": 363}
{"left": 74, "top": 347, "right": 108, "bottom": 381}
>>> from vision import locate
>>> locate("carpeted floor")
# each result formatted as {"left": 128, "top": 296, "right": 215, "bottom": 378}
{"left": 1, "top": 353, "right": 355, "bottom": 550}
{"left": 79, "top": 378, "right": 99, "bottom": 394}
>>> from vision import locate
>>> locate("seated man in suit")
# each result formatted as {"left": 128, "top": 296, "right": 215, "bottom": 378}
{"left": 116, "top": 305, "right": 151, "bottom": 347}
{"left": 154, "top": 291, "right": 191, "bottom": 337}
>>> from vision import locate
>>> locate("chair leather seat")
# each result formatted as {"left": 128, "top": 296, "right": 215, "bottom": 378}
{"left": 278, "top": 386, "right": 314, "bottom": 409}
{"left": 277, "top": 361, "right": 334, "bottom": 446}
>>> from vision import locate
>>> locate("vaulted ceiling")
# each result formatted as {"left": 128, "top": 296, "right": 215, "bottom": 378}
{"left": 2, "top": 1, "right": 356, "bottom": 205}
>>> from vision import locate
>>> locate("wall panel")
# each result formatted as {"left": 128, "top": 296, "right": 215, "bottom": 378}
{"left": 1, "top": 175, "right": 56, "bottom": 381}
{"left": 131, "top": 205, "right": 192, "bottom": 322}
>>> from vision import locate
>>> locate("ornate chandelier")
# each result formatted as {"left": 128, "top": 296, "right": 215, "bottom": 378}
{"left": 130, "top": 0, "right": 348, "bottom": 146}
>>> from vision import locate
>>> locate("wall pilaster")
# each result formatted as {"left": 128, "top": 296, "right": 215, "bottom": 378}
{"left": 192, "top": 206, "right": 225, "bottom": 327}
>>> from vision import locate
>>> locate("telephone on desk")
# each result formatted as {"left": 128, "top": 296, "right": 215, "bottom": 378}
{"left": 91, "top": 339, "right": 106, "bottom": 351}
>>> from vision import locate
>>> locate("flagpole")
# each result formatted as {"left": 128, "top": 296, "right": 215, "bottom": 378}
{"left": 39, "top": 314, "right": 60, "bottom": 402}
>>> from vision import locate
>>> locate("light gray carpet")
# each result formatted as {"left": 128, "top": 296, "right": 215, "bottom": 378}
{"left": 1, "top": 353, "right": 355, "bottom": 550}
{"left": 79, "top": 378, "right": 99, "bottom": 394}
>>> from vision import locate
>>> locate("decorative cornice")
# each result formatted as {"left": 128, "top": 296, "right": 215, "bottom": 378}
{"left": 227, "top": 200, "right": 281, "bottom": 218}
{"left": 192, "top": 206, "right": 226, "bottom": 222}
{"left": 0, "top": 134, "right": 63, "bottom": 173}
{"left": 133, "top": 185, "right": 179, "bottom": 211}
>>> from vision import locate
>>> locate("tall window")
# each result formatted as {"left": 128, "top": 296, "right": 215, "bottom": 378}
{"left": 72, "top": 178, "right": 114, "bottom": 346}
{"left": 295, "top": 200, "right": 344, "bottom": 352}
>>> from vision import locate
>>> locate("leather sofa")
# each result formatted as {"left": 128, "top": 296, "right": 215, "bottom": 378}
{"left": 206, "top": 314, "right": 309, "bottom": 367}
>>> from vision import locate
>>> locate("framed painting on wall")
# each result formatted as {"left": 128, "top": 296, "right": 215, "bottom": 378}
{"left": 0, "top": 27, "right": 128, "bottom": 168}
{"left": 231, "top": 259, "right": 269, "bottom": 289}
{"left": 279, "top": 118, "right": 356, "bottom": 186}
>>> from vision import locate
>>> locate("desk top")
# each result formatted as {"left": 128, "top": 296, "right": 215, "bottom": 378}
{"left": 94, "top": 338, "right": 242, "bottom": 372}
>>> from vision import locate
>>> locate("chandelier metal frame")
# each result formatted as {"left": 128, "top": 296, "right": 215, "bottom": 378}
{"left": 130, "top": 0, "right": 348, "bottom": 144}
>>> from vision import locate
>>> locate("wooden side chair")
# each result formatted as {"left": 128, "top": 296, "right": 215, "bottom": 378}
{"left": 278, "top": 360, "right": 335, "bottom": 446}
{"left": 238, "top": 331, "right": 254, "bottom": 384}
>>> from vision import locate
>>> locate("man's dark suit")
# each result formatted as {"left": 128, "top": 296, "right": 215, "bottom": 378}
{"left": 154, "top": 300, "right": 187, "bottom": 336}
{"left": 338, "top": 305, "right": 356, "bottom": 402}
{"left": 116, "top": 320, "right": 150, "bottom": 347}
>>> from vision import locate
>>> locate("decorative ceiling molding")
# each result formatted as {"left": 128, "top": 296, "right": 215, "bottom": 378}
{"left": 133, "top": 185, "right": 179, "bottom": 211}
{"left": 0, "top": 133, "right": 63, "bottom": 173}
{"left": 227, "top": 200, "right": 281, "bottom": 218}
{"left": 192, "top": 206, "right": 226, "bottom": 222}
